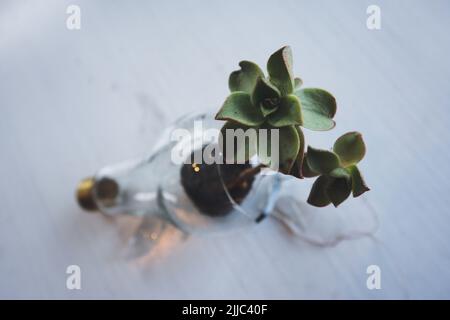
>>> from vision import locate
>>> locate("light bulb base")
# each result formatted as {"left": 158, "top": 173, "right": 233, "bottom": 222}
{"left": 76, "top": 177, "right": 98, "bottom": 211}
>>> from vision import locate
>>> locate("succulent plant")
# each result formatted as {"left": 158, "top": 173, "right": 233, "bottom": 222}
{"left": 304, "top": 132, "right": 370, "bottom": 207}
{"left": 215, "top": 46, "right": 369, "bottom": 207}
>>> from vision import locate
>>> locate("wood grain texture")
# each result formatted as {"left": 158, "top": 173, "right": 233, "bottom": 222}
{"left": 1, "top": 0, "right": 450, "bottom": 299}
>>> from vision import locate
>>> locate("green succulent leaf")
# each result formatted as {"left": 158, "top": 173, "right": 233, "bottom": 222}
{"left": 348, "top": 165, "right": 370, "bottom": 197}
{"left": 257, "top": 124, "right": 299, "bottom": 174}
{"left": 252, "top": 76, "right": 281, "bottom": 109}
{"left": 219, "top": 121, "right": 257, "bottom": 163}
{"left": 329, "top": 167, "right": 351, "bottom": 181}
{"left": 333, "top": 132, "right": 366, "bottom": 167}
{"left": 267, "top": 94, "right": 303, "bottom": 127}
{"left": 278, "top": 125, "right": 300, "bottom": 173}
{"left": 289, "top": 126, "right": 305, "bottom": 178}
{"left": 294, "top": 88, "right": 337, "bottom": 131}
{"left": 301, "top": 153, "right": 320, "bottom": 178}
{"left": 215, "top": 92, "right": 264, "bottom": 126}
{"left": 306, "top": 146, "right": 341, "bottom": 175}
{"left": 267, "top": 46, "right": 294, "bottom": 95}
{"left": 294, "top": 77, "right": 303, "bottom": 89}
{"left": 261, "top": 103, "right": 279, "bottom": 117}
{"left": 326, "top": 177, "right": 352, "bottom": 207}
{"left": 229, "top": 61, "right": 264, "bottom": 94}
{"left": 307, "top": 175, "right": 331, "bottom": 207}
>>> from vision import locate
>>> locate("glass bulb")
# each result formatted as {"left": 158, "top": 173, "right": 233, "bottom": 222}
{"left": 76, "top": 112, "right": 378, "bottom": 257}
{"left": 76, "top": 113, "right": 281, "bottom": 240}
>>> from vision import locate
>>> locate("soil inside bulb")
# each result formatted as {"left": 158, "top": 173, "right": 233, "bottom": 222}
{"left": 180, "top": 146, "right": 256, "bottom": 217}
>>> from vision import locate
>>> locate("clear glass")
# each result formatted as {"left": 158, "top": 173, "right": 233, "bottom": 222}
{"left": 88, "top": 113, "right": 282, "bottom": 255}
{"left": 86, "top": 113, "right": 378, "bottom": 257}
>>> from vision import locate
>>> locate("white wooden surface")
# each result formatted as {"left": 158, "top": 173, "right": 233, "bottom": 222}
{"left": 1, "top": 0, "right": 450, "bottom": 299}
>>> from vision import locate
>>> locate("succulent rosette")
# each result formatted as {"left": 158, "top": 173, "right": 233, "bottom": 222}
{"left": 215, "top": 46, "right": 369, "bottom": 207}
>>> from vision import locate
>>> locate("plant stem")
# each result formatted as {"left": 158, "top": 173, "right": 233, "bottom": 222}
{"left": 226, "top": 164, "right": 267, "bottom": 190}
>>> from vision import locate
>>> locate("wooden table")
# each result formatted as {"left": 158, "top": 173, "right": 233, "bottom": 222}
{"left": 1, "top": 0, "right": 449, "bottom": 299}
